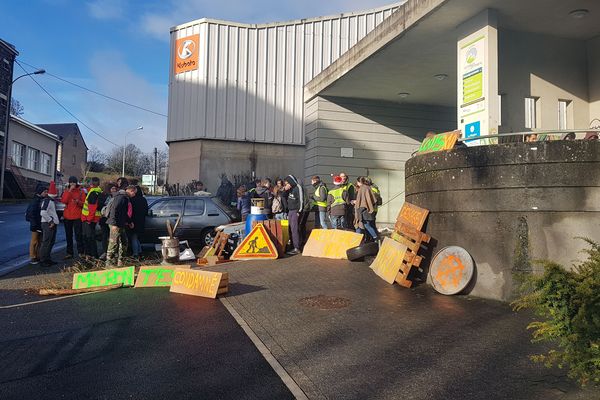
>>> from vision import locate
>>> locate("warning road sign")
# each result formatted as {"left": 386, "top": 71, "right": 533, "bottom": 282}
{"left": 231, "top": 223, "right": 278, "bottom": 260}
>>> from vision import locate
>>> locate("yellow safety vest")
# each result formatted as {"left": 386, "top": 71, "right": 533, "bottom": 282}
{"left": 312, "top": 184, "right": 327, "bottom": 208}
{"left": 81, "top": 187, "right": 102, "bottom": 217}
{"left": 328, "top": 187, "right": 346, "bottom": 207}
{"left": 371, "top": 185, "right": 381, "bottom": 211}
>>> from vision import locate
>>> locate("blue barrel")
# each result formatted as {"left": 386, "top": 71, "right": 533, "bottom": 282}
{"left": 245, "top": 213, "right": 268, "bottom": 236}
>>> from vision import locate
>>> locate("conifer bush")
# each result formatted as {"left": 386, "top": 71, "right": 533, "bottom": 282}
{"left": 513, "top": 239, "right": 600, "bottom": 386}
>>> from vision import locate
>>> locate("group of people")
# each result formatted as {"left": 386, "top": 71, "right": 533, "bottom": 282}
{"left": 26, "top": 176, "right": 148, "bottom": 268}
{"left": 235, "top": 173, "right": 381, "bottom": 255}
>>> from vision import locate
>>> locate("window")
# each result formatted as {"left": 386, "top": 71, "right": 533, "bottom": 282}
{"left": 150, "top": 199, "right": 183, "bottom": 217}
{"left": 12, "top": 142, "right": 25, "bottom": 167}
{"left": 184, "top": 199, "right": 205, "bottom": 216}
{"left": 41, "top": 153, "right": 52, "bottom": 175}
{"left": 525, "top": 97, "right": 538, "bottom": 129}
{"left": 27, "top": 147, "right": 40, "bottom": 171}
{"left": 73, "top": 137, "right": 77, "bottom": 147}
{"left": 2, "top": 59, "right": 9, "bottom": 71}
{"left": 72, "top": 154, "right": 76, "bottom": 165}
{"left": 558, "top": 100, "right": 570, "bottom": 130}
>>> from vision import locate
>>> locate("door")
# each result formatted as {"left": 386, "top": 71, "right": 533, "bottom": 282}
{"left": 144, "top": 198, "right": 184, "bottom": 243}
{"left": 368, "top": 169, "right": 405, "bottom": 225}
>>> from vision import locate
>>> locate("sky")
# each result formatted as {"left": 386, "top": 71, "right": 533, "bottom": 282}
{"left": 2, "top": 0, "right": 392, "bottom": 154}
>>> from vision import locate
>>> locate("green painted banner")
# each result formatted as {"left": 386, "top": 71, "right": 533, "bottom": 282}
{"left": 72, "top": 266, "right": 135, "bottom": 289}
{"left": 134, "top": 265, "right": 191, "bottom": 288}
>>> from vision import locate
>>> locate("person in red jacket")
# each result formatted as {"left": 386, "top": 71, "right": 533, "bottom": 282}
{"left": 61, "top": 176, "right": 85, "bottom": 258}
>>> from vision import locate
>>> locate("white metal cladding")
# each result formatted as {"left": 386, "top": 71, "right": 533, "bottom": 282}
{"left": 167, "top": 3, "right": 401, "bottom": 145}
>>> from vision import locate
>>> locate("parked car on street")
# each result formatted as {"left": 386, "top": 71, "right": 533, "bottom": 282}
{"left": 139, "top": 196, "right": 239, "bottom": 248}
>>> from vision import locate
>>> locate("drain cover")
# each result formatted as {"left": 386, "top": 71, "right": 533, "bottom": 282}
{"left": 298, "top": 295, "right": 351, "bottom": 310}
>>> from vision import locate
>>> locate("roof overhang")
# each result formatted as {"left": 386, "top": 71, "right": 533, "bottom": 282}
{"left": 305, "top": 0, "right": 600, "bottom": 107}
{"left": 11, "top": 115, "right": 61, "bottom": 142}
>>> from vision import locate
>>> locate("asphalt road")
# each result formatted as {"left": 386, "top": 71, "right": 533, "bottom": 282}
{"left": 0, "top": 287, "right": 293, "bottom": 400}
{"left": 0, "top": 202, "right": 66, "bottom": 264}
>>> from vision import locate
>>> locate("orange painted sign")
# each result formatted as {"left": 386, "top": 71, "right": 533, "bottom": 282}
{"left": 370, "top": 238, "right": 408, "bottom": 284}
{"left": 429, "top": 246, "right": 474, "bottom": 295}
{"left": 174, "top": 35, "right": 199, "bottom": 74}
{"left": 397, "top": 202, "right": 429, "bottom": 231}
{"left": 134, "top": 265, "right": 191, "bottom": 288}
{"left": 302, "top": 229, "right": 363, "bottom": 260}
{"left": 170, "top": 269, "right": 228, "bottom": 298}
{"left": 417, "top": 130, "right": 460, "bottom": 154}
{"left": 231, "top": 224, "right": 278, "bottom": 260}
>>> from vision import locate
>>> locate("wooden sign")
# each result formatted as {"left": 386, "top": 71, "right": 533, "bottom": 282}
{"left": 231, "top": 224, "right": 278, "bottom": 260}
{"left": 370, "top": 238, "right": 408, "bottom": 284}
{"left": 134, "top": 265, "right": 191, "bottom": 288}
{"left": 72, "top": 266, "right": 135, "bottom": 289}
{"left": 170, "top": 269, "right": 228, "bottom": 298}
{"left": 396, "top": 202, "right": 429, "bottom": 231}
{"left": 302, "top": 229, "right": 363, "bottom": 259}
{"left": 417, "top": 130, "right": 460, "bottom": 154}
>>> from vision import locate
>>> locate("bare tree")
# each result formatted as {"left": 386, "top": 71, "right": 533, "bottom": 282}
{"left": 10, "top": 98, "right": 24, "bottom": 117}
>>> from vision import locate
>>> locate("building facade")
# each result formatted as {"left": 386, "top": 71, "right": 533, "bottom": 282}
{"left": 38, "top": 123, "right": 88, "bottom": 182}
{"left": 5, "top": 116, "right": 59, "bottom": 197}
{"left": 0, "top": 39, "right": 18, "bottom": 199}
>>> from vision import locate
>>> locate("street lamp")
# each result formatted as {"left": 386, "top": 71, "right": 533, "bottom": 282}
{"left": 0, "top": 68, "right": 46, "bottom": 200}
{"left": 122, "top": 126, "right": 143, "bottom": 177}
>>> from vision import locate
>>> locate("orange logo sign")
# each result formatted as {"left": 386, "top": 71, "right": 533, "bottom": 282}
{"left": 174, "top": 35, "right": 199, "bottom": 74}
{"left": 435, "top": 255, "right": 465, "bottom": 290}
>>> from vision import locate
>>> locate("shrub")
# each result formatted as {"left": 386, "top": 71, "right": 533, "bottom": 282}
{"left": 512, "top": 238, "right": 600, "bottom": 386}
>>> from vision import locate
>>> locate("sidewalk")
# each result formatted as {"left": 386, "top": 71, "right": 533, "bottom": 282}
{"left": 206, "top": 256, "right": 597, "bottom": 400}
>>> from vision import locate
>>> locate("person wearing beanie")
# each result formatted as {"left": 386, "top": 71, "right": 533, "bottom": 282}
{"left": 40, "top": 181, "right": 60, "bottom": 267}
{"left": 25, "top": 184, "right": 47, "bottom": 264}
{"left": 283, "top": 175, "right": 305, "bottom": 255}
{"left": 327, "top": 175, "right": 349, "bottom": 230}
{"left": 61, "top": 176, "right": 86, "bottom": 259}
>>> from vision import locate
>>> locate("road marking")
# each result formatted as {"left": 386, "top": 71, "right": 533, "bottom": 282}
{"left": 220, "top": 297, "right": 309, "bottom": 400}
{"left": 0, "top": 290, "right": 102, "bottom": 309}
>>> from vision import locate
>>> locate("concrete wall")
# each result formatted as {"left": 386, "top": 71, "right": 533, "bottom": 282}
{"left": 589, "top": 36, "right": 600, "bottom": 126}
{"left": 498, "top": 29, "right": 590, "bottom": 133}
{"left": 405, "top": 141, "right": 600, "bottom": 301}
{"left": 8, "top": 119, "right": 58, "bottom": 183}
{"left": 304, "top": 96, "right": 455, "bottom": 223}
{"left": 168, "top": 139, "right": 305, "bottom": 192}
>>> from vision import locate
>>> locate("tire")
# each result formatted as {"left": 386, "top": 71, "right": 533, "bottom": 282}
{"left": 200, "top": 228, "right": 215, "bottom": 247}
{"left": 346, "top": 242, "right": 379, "bottom": 261}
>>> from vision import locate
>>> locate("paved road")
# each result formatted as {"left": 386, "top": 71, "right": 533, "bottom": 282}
{"left": 0, "top": 202, "right": 66, "bottom": 265}
{"left": 0, "top": 286, "right": 293, "bottom": 400}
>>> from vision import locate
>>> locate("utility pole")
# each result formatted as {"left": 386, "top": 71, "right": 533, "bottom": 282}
{"left": 153, "top": 147, "right": 157, "bottom": 195}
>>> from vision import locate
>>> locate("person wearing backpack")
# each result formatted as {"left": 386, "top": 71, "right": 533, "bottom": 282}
{"left": 106, "top": 182, "right": 134, "bottom": 267}
{"left": 26, "top": 184, "right": 47, "bottom": 264}
{"left": 99, "top": 184, "right": 117, "bottom": 260}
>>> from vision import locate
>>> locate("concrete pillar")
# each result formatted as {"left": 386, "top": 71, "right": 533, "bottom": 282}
{"left": 456, "top": 9, "right": 499, "bottom": 145}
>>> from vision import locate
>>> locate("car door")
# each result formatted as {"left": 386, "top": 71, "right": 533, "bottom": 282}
{"left": 143, "top": 198, "right": 184, "bottom": 243}
{"left": 180, "top": 198, "right": 206, "bottom": 241}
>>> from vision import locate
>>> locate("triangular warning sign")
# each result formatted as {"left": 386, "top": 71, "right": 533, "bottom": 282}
{"left": 231, "top": 223, "right": 279, "bottom": 260}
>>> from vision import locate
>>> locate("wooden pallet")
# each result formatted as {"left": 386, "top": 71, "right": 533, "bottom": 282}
{"left": 197, "top": 231, "right": 230, "bottom": 266}
{"left": 251, "top": 219, "right": 286, "bottom": 256}
{"left": 391, "top": 222, "right": 431, "bottom": 288}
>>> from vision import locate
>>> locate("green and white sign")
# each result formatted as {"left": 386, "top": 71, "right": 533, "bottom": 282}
{"left": 72, "top": 266, "right": 135, "bottom": 289}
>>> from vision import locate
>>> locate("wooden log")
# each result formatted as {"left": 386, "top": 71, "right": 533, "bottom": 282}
{"left": 39, "top": 284, "right": 123, "bottom": 296}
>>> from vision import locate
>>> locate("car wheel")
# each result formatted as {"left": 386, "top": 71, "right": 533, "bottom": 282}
{"left": 347, "top": 242, "right": 379, "bottom": 261}
{"left": 200, "top": 228, "right": 215, "bottom": 247}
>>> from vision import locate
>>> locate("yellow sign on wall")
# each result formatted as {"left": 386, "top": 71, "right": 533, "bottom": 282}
{"left": 302, "top": 229, "right": 363, "bottom": 260}
{"left": 370, "top": 238, "right": 408, "bottom": 284}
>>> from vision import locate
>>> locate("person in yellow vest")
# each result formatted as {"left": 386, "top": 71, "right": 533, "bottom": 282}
{"left": 327, "top": 175, "right": 349, "bottom": 229}
{"left": 81, "top": 177, "right": 103, "bottom": 258}
{"left": 311, "top": 176, "right": 330, "bottom": 229}
{"left": 366, "top": 177, "right": 382, "bottom": 223}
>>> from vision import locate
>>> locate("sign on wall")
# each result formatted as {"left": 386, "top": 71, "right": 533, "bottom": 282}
{"left": 174, "top": 35, "right": 199, "bottom": 74}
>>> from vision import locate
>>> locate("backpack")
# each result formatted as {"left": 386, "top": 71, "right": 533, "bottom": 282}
{"left": 101, "top": 197, "right": 114, "bottom": 218}
{"left": 25, "top": 197, "right": 41, "bottom": 222}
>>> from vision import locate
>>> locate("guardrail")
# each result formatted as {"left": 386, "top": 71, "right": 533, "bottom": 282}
{"left": 458, "top": 129, "right": 600, "bottom": 143}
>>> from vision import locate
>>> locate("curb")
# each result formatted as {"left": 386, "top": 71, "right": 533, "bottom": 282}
{"left": 0, "top": 243, "right": 67, "bottom": 277}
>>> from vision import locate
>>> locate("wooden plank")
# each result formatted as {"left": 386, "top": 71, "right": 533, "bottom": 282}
{"left": 396, "top": 202, "right": 429, "bottom": 231}
{"left": 369, "top": 238, "right": 408, "bottom": 284}
{"left": 302, "top": 229, "right": 363, "bottom": 260}
{"left": 135, "top": 265, "right": 191, "bottom": 288}
{"left": 170, "top": 269, "right": 227, "bottom": 298}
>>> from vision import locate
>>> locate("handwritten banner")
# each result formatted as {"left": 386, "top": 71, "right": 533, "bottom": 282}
{"left": 72, "top": 266, "right": 135, "bottom": 289}
{"left": 370, "top": 238, "right": 408, "bottom": 284}
{"left": 396, "top": 202, "right": 429, "bottom": 231}
{"left": 302, "top": 229, "right": 363, "bottom": 259}
{"left": 134, "top": 265, "right": 191, "bottom": 288}
{"left": 170, "top": 269, "right": 228, "bottom": 298}
{"left": 417, "top": 131, "right": 460, "bottom": 154}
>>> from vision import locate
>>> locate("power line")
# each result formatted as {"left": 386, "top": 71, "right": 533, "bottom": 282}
{"left": 15, "top": 60, "right": 119, "bottom": 146}
{"left": 18, "top": 59, "right": 168, "bottom": 118}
